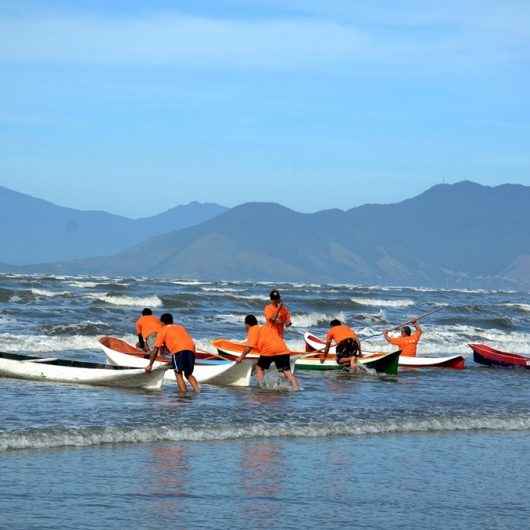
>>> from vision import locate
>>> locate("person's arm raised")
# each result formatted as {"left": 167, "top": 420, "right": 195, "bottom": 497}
{"left": 413, "top": 321, "right": 423, "bottom": 337}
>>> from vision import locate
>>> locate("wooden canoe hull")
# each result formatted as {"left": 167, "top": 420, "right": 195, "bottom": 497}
{"left": 0, "top": 352, "right": 167, "bottom": 390}
{"left": 304, "top": 332, "right": 465, "bottom": 370}
{"left": 212, "top": 339, "right": 399, "bottom": 375}
{"left": 469, "top": 343, "right": 530, "bottom": 368}
{"left": 99, "top": 337, "right": 254, "bottom": 387}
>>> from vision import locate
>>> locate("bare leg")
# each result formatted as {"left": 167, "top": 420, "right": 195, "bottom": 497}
{"left": 186, "top": 374, "right": 200, "bottom": 392}
{"left": 175, "top": 371, "right": 187, "bottom": 393}
{"left": 282, "top": 370, "right": 300, "bottom": 391}
{"left": 255, "top": 366, "right": 265, "bottom": 386}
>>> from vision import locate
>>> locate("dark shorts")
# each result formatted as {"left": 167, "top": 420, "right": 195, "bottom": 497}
{"left": 170, "top": 350, "right": 195, "bottom": 378}
{"left": 257, "top": 354, "right": 291, "bottom": 372}
{"left": 336, "top": 338, "right": 359, "bottom": 362}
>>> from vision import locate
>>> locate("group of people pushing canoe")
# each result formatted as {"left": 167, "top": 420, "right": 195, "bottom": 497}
{"left": 136, "top": 289, "right": 423, "bottom": 393}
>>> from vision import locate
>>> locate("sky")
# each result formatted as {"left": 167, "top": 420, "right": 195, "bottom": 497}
{"left": 2, "top": 0, "right": 530, "bottom": 217}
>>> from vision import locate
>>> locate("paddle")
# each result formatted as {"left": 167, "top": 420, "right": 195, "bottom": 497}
{"left": 361, "top": 306, "right": 444, "bottom": 341}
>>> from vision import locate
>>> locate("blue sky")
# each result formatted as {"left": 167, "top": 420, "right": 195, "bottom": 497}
{"left": 2, "top": 0, "right": 530, "bottom": 217}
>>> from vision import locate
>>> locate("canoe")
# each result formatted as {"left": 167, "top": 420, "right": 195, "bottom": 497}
{"left": 469, "top": 343, "right": 530, "bottom": 368}
{"left": 304, "top": 332, "right": 465, "bottom": 370}
{"left": 211, "top": 339, "right": 296, "bottom": 371}
{"left": 99, "top": 337, "right": 254, "bottom": 387}
{"left": 211, "top": 339, "right": 400, "bottom": 376}
{"left": 0, "top": 351, "right": 167, "bottom": 390}
{"left": 296, "top": 351, "right": 401, "bottom": 375}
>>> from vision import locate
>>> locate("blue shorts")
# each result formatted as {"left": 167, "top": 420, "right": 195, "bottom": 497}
{"left": 170, "top": 350, "right": 195, "bottom": 378}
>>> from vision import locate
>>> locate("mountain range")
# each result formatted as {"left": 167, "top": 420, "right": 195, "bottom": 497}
{"left": 3, "top": 180, "right": 529, "bottom": 288}
{"left": 0, "top": 186, "right": 226, "bottom": 265}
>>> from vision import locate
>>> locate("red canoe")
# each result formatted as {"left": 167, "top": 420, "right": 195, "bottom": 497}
{"left": 469, "top": 343, "right": 530, "bottom": 368}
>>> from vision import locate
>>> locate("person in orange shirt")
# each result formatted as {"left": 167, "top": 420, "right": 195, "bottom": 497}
{"left": 263, "top": 289, "right": 292, "bottom": 338}
{"left": 321, "top": 319, "right": 362, "bottom": 369}
{"left": 135, "top": 308, "right": 162, "bottom": 351}
{"left": 384, "top": 321, "right": 422, "bottom": 357}
{"left": 237, "top": 314, "right": 299, "bottom": 391}
{"left": 145, "top": 313, "right": 199, "bottom": 393}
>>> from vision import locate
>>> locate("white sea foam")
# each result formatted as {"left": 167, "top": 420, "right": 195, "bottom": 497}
{"left": 291, "top": 311, "right": 347, "bottom": 328}
{"left": 0, "top": 315, "right": 16, "bottom": 325}
{"left": 31, "top": 288, "right": 71, "bottom": 298}
{"left": 0, "top": 333, "right": 100, "bottom": 353}
{"left": 201, "top": 287, "right": 243, "bottom": 293}
{"left": 357, "top": 324, "right": 530, "bottom": 356}
{"left": 68, "top": 281, "right": 100, "bottom": 288}
{"left": 171, "top": 280, "right": 207, "bottom": 286}
{"left": 500, "top": 303, "right": 530, "bottom": 313}
{"left": 225, "top": 293, "right": 269, "bottom": 301}
{"left": 216, "top": 314, "right": 254, "bottom": 326}
{"left": 3, "top": 414, "right": 530, "bottom": 452}
{"left": 85, "top": 293, "right": 162, "bottom": 307}
{"left": 352, "top": 298, "right": 414, "bottom": 308}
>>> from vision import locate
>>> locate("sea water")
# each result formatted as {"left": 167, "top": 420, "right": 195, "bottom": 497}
{"left": 1, "top": 274, "right": 530, "bottom": 529}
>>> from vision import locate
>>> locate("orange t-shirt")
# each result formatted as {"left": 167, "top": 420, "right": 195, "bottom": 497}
{"left": 135, "top": 315, "right": 162, "bottom": 339}
{"left": 326, "top": 324, "right": 357, "bottom": 345}
{"left": 387, "top": 331, "right": 422, "bottom": 357}
{"left": 246, "top": 324, "right": 289, "bottom": 356}
{"left": 264, "top": 304, "right": 291, "bottom": 337}
{"left": 154, "top": 324, "right": 195, "bottom": 354}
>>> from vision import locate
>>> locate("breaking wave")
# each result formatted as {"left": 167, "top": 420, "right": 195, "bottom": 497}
{"left": 0, "top": 288, "right": 14, "bottom": 303}
{"left": 171, "top": 280, "right": 208, "bottom": 286}
{"left": 500, "top": 303, "right": 530, "bottom": 314}
{"left": 0, "top": 333, "right": 100, "bottom": 353}
{"left": 3, "top": 413, "right": 530, "bottom": 452}
{"left": 86, "top": 293, "right": 163, "bottom": 308}
{"left": 40, "top": 321, "right": 112, "bottom": 336}
{"left": 68, "top": 281, "right": 100, "bottom": 288}
{"left": 351, "top": 298, "right": 415, "bottom": 308}
{"left": 31, "top": 288, "right": 72, "bottom": 298}
{"left": 201, "top": 287, "right": 244, "bottom": 293}
{"left": 291, "top": 311, "right": 347, "bottom": 328}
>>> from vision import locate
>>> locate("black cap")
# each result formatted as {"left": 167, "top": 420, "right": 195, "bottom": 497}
{"left": 269, "top": 289, "right": 281, "bottom": 300}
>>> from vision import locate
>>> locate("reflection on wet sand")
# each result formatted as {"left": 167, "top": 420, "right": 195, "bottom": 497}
{"left": 240, "top": 441, "right": 283, "bottom": 527}
{"left": 146, "top": 445, "right": 190, "bottom": 527}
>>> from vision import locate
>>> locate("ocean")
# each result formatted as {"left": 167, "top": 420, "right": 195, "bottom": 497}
{"left": 1, "top": 274, "right": 530, "bottom": 529}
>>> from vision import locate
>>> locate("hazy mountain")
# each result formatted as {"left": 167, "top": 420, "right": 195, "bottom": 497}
{"left": 0, "top": 186, "right": 226, "bottom": 265}
{"left": 29, "top": 181, "right": 530, "bottom": 288}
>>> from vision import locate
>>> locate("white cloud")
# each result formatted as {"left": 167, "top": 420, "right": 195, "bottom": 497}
{"left": 0, "top": 13, "right": 369, "bottom": 68}
{"left": 0, "top": 5, "right": 529, "bottom": 71}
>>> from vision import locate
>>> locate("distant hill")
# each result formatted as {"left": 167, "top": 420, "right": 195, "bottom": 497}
{"left": 29, "top": 181, "right": 530, "bottom": 288}
{"left": 0, "top": 186, "right": 226, "bottom": 265}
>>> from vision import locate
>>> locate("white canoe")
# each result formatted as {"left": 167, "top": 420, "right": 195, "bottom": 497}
{"left": 303, "top": 332, "right": 465, "bottom": 370}
{"left": 0, "top": 351, "right": 167, "bottom": 390}
{"left": 99, "top": 337, "right": 254, "bottom": 387}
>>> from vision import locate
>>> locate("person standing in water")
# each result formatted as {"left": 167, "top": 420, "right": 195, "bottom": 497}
{"left": 135, "top": 308, "right": 162, "bottom": 352}
{"left": 384, "top": 321, "right": 422, "bottom": 357}
{"left": 264, "top": 289, "right": 292, "bottom": 338}
{"left": 236, "top": 314, "right": 300, "bottom": 391}
{"left": 321, "top": 319, "right": 362, "bottom": 370}
{"left": 145, "top": 313, "right": 199, "bottom": 393}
